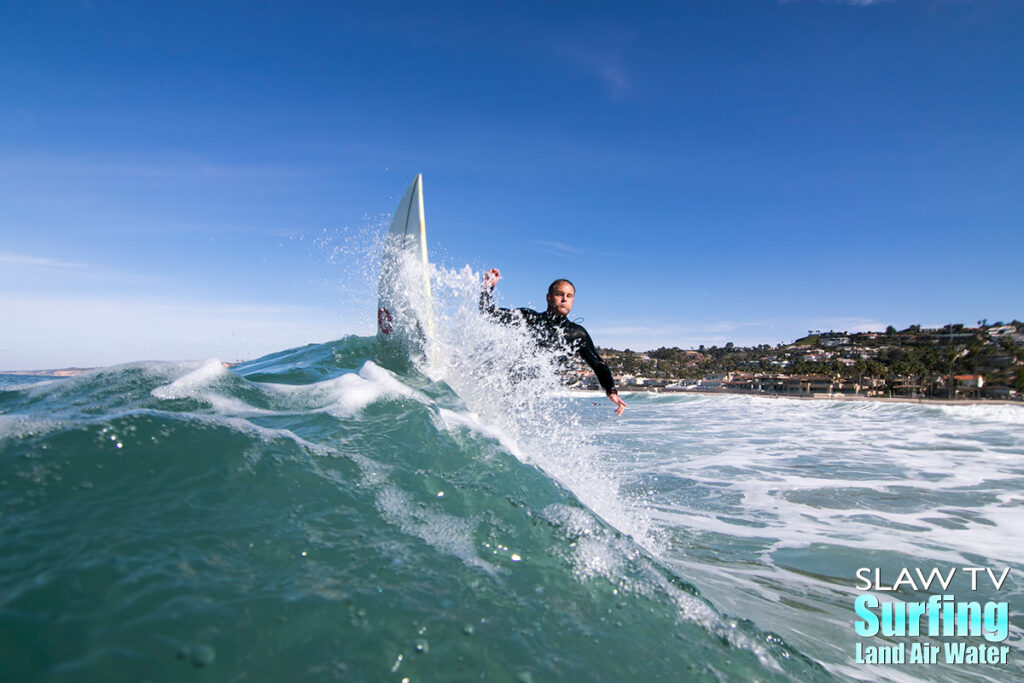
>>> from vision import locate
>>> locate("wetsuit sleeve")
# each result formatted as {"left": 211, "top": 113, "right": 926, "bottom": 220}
{"left": 479, "top": 287, "right": 524, "bottom": 325}
{"left": 575, "top": 327, "right": 618, "bottom": 396}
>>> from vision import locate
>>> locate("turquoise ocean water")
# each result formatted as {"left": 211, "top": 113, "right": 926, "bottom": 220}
{"left": 2, "top": 264, "right": 1022, "bottom": 681}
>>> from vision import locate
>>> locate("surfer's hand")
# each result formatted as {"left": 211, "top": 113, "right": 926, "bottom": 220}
{"left": 483, "top": 268, "right": 501, "bottom": 289}
{"left": 609, "top": 392, "right": 627, "bottom": 416}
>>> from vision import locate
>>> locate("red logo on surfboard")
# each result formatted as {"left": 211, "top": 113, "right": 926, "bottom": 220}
{"left": 377, "top": 307, "right": 393, "bottom": 335}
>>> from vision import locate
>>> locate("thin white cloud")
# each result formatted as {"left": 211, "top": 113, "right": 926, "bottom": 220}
{"left": 564, "top": 49, "right": 631, "bottom": 100}
{"left": 0, "top": 250, "right": 163, "bottom": 286}
{"left": 0, "top": 251, "right": 88, "bottom": 269}
{"left": 530, "top": 23, "right": 636, "bottom": 101}
{"left": 808, "top": 317, "right": 890, "bottom": 334}
{"left": 597, "top": 64, "right": 629, "bottom": 100}
{"left": 533, "top": 240, "right": 584, "bottom": 259}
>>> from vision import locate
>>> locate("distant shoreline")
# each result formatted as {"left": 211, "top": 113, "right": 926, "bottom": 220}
{"left": 617, "top": 387, "right": 1024, "bottom": 407}
{"left": 0, "top": 368, "right": 96, "bottom": 377}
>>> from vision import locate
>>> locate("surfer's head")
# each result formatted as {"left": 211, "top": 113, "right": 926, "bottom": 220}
{"left": 546, "top": 279, "right": 575, "bottom": 316}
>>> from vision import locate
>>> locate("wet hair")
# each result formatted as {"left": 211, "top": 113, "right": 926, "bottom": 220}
{"left": 547, "top": 279, "right": 575, "bottom": 296}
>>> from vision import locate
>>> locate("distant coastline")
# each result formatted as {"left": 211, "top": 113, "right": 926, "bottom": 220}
{"left": 610, "top": 386, "right": 1024, "bottom": 408}
{"left": 1, "top": 368, "right": 95, "bottom": 377}
{"left": 594, "top": 322, "right": 1024, "bottom": 404}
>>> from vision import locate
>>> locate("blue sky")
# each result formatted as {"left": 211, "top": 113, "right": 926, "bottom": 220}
{"left": 2, "top": 0, "right": 1021, "bottom": 369}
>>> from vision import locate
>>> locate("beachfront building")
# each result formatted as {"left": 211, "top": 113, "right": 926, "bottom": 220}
{"left": 697, "top": 373, "right": 730, "bottom": 392}
{"left": 953, "top": 374, "right": 985, "bottom": 399}
{"left": 982, "top": 385, "right": 1016, "bottom": 399}
{"left": 664, "top": 379, "right": 701, "bottom": 391}
{"left": 889, "top": 376, "right": 928, "bottom": 398}
{"left": 779, "top": 376, "right": 835, "bottom": 396}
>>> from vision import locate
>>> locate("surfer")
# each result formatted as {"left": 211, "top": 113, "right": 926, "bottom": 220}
{"left": 480, "top": 268, "right": 627, "bottom": 416}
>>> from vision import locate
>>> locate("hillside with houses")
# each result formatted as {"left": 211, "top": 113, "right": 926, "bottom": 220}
{"left": 581, "top": 321, "right": 1024, "bottom": 401}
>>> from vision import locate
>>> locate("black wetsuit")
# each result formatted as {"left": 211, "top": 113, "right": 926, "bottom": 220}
{"left": 480, "top": 288, "right": 618, "bottom": 396}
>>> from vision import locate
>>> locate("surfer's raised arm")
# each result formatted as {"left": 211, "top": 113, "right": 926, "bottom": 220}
{"left": 479, "top": 267, "right": 502, "bottom": 315}
{"left": 479, "top": 268, "right": 627, "bottom": 417}
{"left": 479, "top": 268, "right": 519, "bottom": 325}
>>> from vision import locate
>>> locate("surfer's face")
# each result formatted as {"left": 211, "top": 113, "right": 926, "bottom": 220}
{"left": 546, "top": 282, "right": 575, "bottom": 316}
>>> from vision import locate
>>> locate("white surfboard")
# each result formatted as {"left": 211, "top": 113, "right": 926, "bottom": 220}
{"left": 376, "top": 174, "right": 434, "bottom": 358}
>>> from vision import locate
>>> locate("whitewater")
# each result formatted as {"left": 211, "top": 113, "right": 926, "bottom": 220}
{"left": 1, "top": 261, "right": 1022, "bottom": 682}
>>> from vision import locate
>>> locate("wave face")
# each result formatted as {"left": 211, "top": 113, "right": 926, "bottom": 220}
{"left": 0, "top": 335, "right": 829, "bottom": 682}
{"left": 3, "top": 258, "right": 1020, "bottom": 682}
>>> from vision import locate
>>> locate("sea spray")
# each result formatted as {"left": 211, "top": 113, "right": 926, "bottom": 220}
{"left": 308, "top": 220, "right": 388, "bottom": 326}
{"left": 422, "top": 261, "right": 660, "bottom": 551}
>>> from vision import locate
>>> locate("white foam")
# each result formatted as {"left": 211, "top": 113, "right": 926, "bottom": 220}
{"left": 150, "top": 358, "right": 227, "bottom": 398}
{"left": 583, "top": 392, "right": 1024, "bottom": 678}
{"left": 148, "top": 359, "right": 263, "bottom": 415}
{"left": 436, "top": 408, "right": 522, "bottom": 458}
{"left": 613, "top": 395, "right": 1024, "bottom": 564}
{"left": 255, "top": 360, "right": 428, "bottom": 418}
{"left": 375, "top": 485, "right": 497, "bottom": 574}
{"left": 935, "top": 401, "right": 1024, "bottom": 426}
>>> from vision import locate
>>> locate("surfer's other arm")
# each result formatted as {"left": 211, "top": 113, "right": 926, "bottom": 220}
{"left": 573, "top": 327, "right": 627, "bottom": 416}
